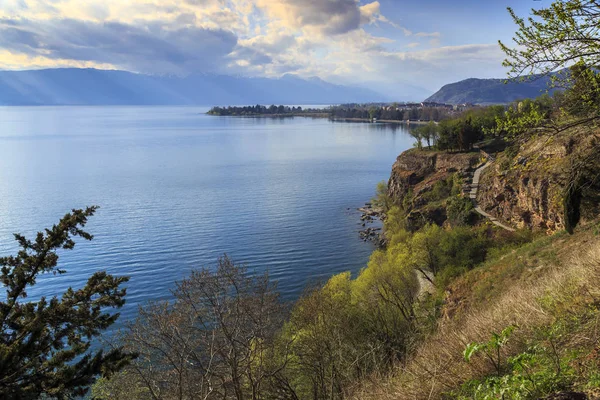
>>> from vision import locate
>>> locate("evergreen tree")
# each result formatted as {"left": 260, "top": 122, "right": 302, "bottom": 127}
{"left": 0, "top": 207, "right": 134, "bottom": 399}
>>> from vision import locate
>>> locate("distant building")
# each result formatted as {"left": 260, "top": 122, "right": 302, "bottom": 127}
{"left": 421, "top": 102, "right": 454, "bottom": 109}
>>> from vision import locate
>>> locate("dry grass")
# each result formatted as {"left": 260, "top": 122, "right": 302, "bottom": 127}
{"left": 349, "top": 229, "right": 600, "bottom": 399}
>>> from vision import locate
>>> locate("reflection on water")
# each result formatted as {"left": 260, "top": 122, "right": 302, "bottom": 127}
{"left": 0, "top": 107, "right": 414, "bottom": 324}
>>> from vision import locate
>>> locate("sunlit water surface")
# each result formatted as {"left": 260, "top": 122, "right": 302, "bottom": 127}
{"left": 0, "top": 106, "right": 414, "bottom": 325}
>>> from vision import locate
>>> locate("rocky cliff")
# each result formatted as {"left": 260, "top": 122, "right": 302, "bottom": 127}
{"left": 476, "top": 128, "right": 600, "bottom": 233}
{"left": 388, "top": 149, "right": 481, "bottom": 205}
{"left": 386, "top": 149, "right": 482, "bottom": 228}
{"left": 477, "top": 155, "right": 565, "bottom": 233}
{"left": 387, "top": 127, "right": 600, "bottom": 234}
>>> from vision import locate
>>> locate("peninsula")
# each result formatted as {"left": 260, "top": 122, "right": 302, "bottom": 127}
{"left": 207, "top": 102, "right": 473, "bottom": 123}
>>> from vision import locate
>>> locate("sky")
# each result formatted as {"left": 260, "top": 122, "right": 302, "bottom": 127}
{"left": 0, "top": 0, "right": 541, "bottom": 97}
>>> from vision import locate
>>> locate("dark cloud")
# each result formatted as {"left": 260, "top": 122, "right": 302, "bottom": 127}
{"left": 0, "top": 17, "right": 238, "bottom": 74}
{"left": 258, "top": 0, "right": 363, "bottom": 35}
{"left": 296, "top": 0, "right": 361, "bottom": 34}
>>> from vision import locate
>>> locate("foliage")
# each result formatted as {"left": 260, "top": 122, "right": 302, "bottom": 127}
{"left": 456, "top": 319, "right": 592, "bottom": 400}
{"left": 561, "top": 62, "right": 600, "bottom": 118}
{"left": 383, "top": 206, "right": 409, "bottom": 237}
{"left": 372, "top": 181, "right": 393, "bottom": 212}
{"left": 492, "top": 97, "right": 553, "bottom": 138}
{"left": 208, "top": 104, "right": 322, "bottom": 116}
{"left": 412, "top": 122, "right": 439, "bottom": 148}
{"left": 329, "top": 104, "right": 451, "bottom": 122}
{"left": 92, "top": 369, "right": 150, "bottom": 400}
{"left": 0, "top": 207, "right": 133, "bottom": 399}
{"left": 464, "top": 325, "right": 517, "bottom": 376}
{"left": 409, "top": 128, "right": 423, "bottom": 149}
{"left": 447, "top": 196, "right": 477, "bottom": 226}
{"left": 500, "top": 1, "right": 600, "bottom": 134}
{"left": 274, "top": 211, "right": 530, "bottom": 398}
{"left": 457, "top": 349, "right": 576, "bottom": 400}
{"left": 500, "top": 0, "right": 600, "bottom": 79}
{"left": 410, "top": 224, "right": 443, "bottom": 278}
{"left": 282, "top": 246, "right": 420, "bottom": 399}
{"left": 436, "top": 116, "right": 482, "bottom": 152}
{"left": 421, "top": 177, "right": 453, "bottom": 203}
{"left": 108, "top": 256, "right": 289, "bottom": 400}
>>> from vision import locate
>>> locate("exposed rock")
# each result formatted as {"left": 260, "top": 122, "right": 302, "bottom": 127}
{"left": 385, "top": 149, "right": 481, "bottom": 229}
{"left": 475, "top": 128, "right": 600, "bottom": 234}
{"left": 387, "top": 149, "right": 481, "bottom": 205}
{"left": 477, "top": 165, "right": 564, "bottom": 233}
{"left": 357, "top": 203, "right": 385, "bottom": 247}
{"left": 386, "top": 129, "right": 600, "bottom": 234}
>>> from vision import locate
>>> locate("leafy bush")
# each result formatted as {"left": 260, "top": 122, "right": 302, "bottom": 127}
{"left": 372, "top": 180, "right": 393, "bottom": 212}
{"left": 447, "top": 196, "right": 478, "bottom": 226}
{"left": 455, "top": 324, "right": 580, "bottom": 400}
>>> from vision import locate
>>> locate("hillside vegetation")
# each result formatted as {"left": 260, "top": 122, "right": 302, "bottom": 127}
{"left": 351, "top": 227, "right": 600, "bottom": 399}
{"left": 4, "top": 1, "right": 600, "bottom": 398}
{"left": 424, "top": 75, "right": 554, "bottom": 105}
{"left": 93, "top": 69, "right": 600, "bottom": 397}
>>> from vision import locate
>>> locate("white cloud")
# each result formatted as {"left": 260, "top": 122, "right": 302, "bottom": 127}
{"left": 0, "top": 0, "right": 507, "bottom": 94}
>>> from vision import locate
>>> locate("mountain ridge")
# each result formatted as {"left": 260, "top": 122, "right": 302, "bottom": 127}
{"left": 425, "top": 74, "right": 556, "bottom": 105}
{"left": 0, "top": 68, "right": 387, "bottom": 106}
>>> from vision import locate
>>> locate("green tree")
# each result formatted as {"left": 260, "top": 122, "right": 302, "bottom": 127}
{"left": 500, "top": 0, "right": 600, "bottom": 79}
{"left": 410, "top": 224, "right": 442, "bottom": 279}
{"left": 0, "top": 207, "right": 133, "bottom": 399}
{"left": 436, "top": 119, "right": 459, "bottom": 152}
{"left": 368, "top": 107, "right": 380, "bottom": 120}
{"left": 493, "top": 98, "right": 549, "bottom": 138}
{"left": 372, "top": 181, "right": 393, "bottom": 213}
{"left": 457, "top": 117, "right": 480, "bottom": 151}
{"left": 414, "top": 122, "right": 438, "bottom": 148}
{"left": 562, "top": 62, "right": 600, "bottom": 118}
{"left": 446, "top": 196, "right": 477, "bottom": 226}
{"left": 409, "top": 128, "right": 423, "bottom": 150}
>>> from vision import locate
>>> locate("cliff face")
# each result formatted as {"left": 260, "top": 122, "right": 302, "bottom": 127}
{"left": 387, "top": 128, "right": 600, "bottom": 234}
{"left": 477, "top": 163, "right": 565, "bottom": 232}
{"left": 477, "top": 128, "right": 600, "bottom": 233}
{"left": 387, "top": 149, "right": 481, "bottom": 203}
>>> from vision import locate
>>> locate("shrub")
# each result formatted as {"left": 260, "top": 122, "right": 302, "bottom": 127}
{"left": 447, "top": 196, "right": 478, "bottom": 226}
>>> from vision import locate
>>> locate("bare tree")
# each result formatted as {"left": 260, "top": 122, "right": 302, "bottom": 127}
{"left": 100, "top": 256, "right": 294, "bottom": 400}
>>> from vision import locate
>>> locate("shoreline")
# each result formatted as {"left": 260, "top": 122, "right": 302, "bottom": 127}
{"left": 357, "top": 202, "right": 385, "bottom": 247}
{"left": 207, "top": 113, "right": 435, "bottom": 125}
{"left": 206, "top": 112, "right": 330, "bottom": 118}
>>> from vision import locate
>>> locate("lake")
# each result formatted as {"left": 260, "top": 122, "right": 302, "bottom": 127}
{"left": 0, "top": 106, "right": 414, "bottom": 322}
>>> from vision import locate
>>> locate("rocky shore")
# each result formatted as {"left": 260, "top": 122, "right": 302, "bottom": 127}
{"left": 357, "top": 202, "right": 385, "bottom": 247}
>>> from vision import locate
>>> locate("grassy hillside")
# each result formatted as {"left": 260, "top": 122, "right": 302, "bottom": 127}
{"left": 350, "top": 225, "right": 600, "bottom": 399}
{"left": 346, "top": 117, "right": 600, "bottom": 398}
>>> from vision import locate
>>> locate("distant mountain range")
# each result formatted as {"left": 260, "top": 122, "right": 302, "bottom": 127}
{"left": 0, "top": 68, "right": 386, "bottom": 106}
{"left": 425, "top": 75, "right": 556, "bottom": 105}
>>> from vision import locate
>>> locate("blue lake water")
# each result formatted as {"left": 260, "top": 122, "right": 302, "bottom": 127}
{"left": 0, "top": 106, "right": 413, "bottom": 323}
